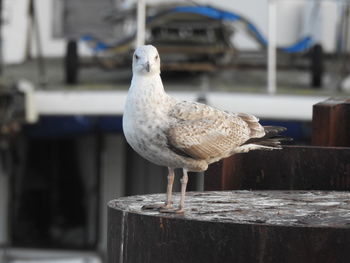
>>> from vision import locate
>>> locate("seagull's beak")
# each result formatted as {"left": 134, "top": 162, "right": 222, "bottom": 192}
{"left": 144, "top": 61, "right": 150, "bottom": 73}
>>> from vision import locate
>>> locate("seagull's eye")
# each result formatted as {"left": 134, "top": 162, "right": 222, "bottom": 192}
{"left": 135, "top": 54, "right": 140, "bottom": 60}
{"left": 155, "top": 55, "right": 159, "bottom": 60}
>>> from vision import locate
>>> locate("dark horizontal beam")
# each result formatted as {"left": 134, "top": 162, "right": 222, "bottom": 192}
{"left": 204, "top": 145, "right": 350, "bottom": 191}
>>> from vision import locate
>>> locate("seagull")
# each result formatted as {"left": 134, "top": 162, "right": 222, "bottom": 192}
{"left": 123, "top": 45, "right": 287, "bottom": 213}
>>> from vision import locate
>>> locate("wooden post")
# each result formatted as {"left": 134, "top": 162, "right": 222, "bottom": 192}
{"left": 312, "top": 98, "right": 350, "bottom": 147}
{"left": 204, "top": 146, "right": 350, "bottom": 191}
{"left": 108, "top": 191, "right": 350, "bottom": 263}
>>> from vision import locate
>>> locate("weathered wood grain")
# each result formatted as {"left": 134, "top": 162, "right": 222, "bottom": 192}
{"left": 108, "top": 191, "right": 350, "bottom": 263}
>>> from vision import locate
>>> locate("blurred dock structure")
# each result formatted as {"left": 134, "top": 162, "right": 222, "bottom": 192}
{"left": 3, "top": 57, "right": 342, "bottom": 120}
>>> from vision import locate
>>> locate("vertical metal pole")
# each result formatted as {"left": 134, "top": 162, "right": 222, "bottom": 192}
{"left": 31, "top": 0, "right": 47, "bottom": 88}
{"left": 136, "top": 0, "right": 146, "bottom": 47}
{"left": 267, "top": 0, "right": 277, "bottom": 95}
{"left": 0, "top": 0, "right": 3, "bottom": 75}
{"left": 0, "top": 0, "right": 6, "bottom": 248}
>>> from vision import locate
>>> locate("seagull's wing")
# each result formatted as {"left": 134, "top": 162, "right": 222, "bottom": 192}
{"left": 166, "top": 101, "right": 265, "bottom": 160}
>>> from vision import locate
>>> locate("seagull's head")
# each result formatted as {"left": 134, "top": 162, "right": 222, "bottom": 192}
{"left": 132, "top": 45, "right": 161, "bottom": 76}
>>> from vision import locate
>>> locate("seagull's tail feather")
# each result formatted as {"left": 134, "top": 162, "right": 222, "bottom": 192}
{"left": 242, "top": 125, "right": 292, "bottom": 150}
{"left": 237, "top": 112, "right": 265, "bottom": 138}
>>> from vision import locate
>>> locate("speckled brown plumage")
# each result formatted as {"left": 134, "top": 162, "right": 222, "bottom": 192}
{"left": 166, "top": 101, "right": 266, "bottom": 163}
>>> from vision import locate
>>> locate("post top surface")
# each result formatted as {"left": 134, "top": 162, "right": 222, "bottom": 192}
{"left": 315, "top": 97, "right": 350, "bottom": 106}
{"left": 109, "top": 190, "right": 350, "bottom": 228}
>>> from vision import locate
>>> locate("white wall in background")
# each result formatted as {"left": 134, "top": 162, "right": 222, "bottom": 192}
{"left": 1, "top": 0, "right": 341, "bottom": 64}
{"left": 320, "top": 1, "right": 338, "bottom": 53}
{"left": 195, "top": 0, "right": 268, "bottom": 50}
{"left": 30, "top": 0, "right": 91, "bottom": 58}
{"left": 30, "top": 0, "right": 65, "bottom": 57}
{"left": 277, "top": 1, "right": 305, "bottom": 46}
{"left": 2, "top": 0, "right": 91, "bottom": 64}
{"left": 3, "top": 0, "right": 29, "bottom": 64}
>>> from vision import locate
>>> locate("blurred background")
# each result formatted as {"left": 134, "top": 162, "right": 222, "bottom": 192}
{"left": 0, "top": 0, "right": 349, "bottom": 262}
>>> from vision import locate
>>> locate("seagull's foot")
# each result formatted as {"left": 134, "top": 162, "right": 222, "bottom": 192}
{"left": 141, "top": 203, "right": 166, "bottom": 210}
{"left": 159, "top": 207, "right": 185, "bottom": 214}
{"left": 141, "top": 202, "right": 173, "bottom": 211}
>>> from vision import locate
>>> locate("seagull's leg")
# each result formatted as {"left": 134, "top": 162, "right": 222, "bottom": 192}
{"left": 164, "top": 167, "right": 175, "bottom": 208}
{"left": 159, "top": 168, "right": 178, "bottom": 212}
{"left": 160, "top": 168, "right": 188, "bottom": 214}
{"left": 177, "top": 168, "right": 189, "bottom": 213}
{"left": 142, "top": 167, "right": 175, "bottom": 210}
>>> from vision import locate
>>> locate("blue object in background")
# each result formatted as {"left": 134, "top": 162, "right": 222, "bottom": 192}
{"left": 170, "top": 5, "right": 314, "bottom": 53}
{"left": 260, "top": 120, "right": 311, "bottom": 143}
{"left": 24, "top": 116, "right": 123, "bottom": 138}
{"left": 81, "top": 5, "right": 315, "bottom": 55}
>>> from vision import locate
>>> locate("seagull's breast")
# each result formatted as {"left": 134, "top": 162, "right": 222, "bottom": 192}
{"left": 123, "top": 78, "right": 175, "bottom": 165}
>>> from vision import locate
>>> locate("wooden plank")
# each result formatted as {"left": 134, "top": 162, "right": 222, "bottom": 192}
{"left": 108, "top": 191, "right": 350, "bottom": 263}
{"left": 312, "top": 98, "right": 350, "bottom": 147}
{"left": 204, "top": 145, "right": 350, "bottom": 191}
